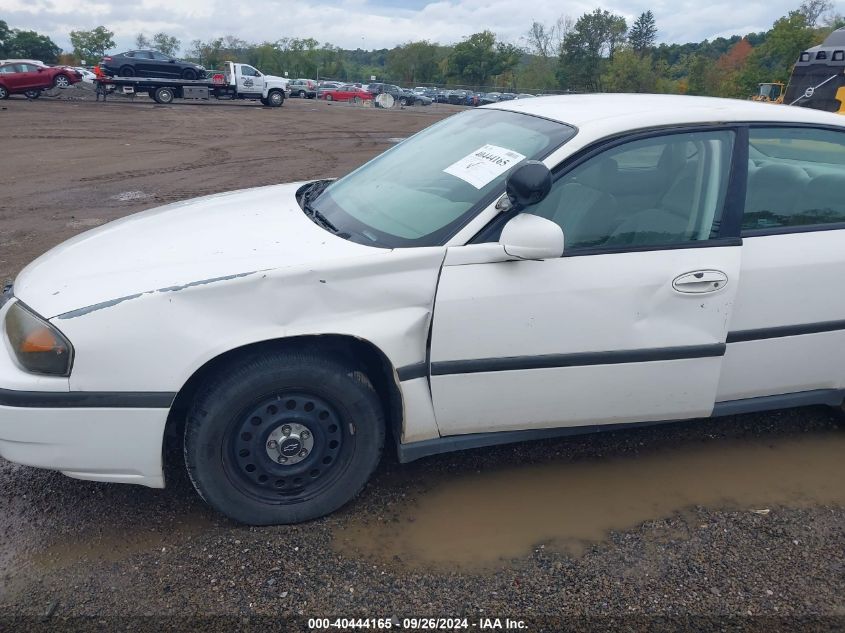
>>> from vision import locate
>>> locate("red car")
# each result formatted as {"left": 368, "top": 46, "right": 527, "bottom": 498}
{"left": 318, "top": 84, "right": 374, "bottom": 103}
{"left": 0, "top": 62, "right": 81, "bottom": 99}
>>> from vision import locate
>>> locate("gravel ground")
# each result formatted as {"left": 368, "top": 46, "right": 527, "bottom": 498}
{"left": 0, "top": 98, "right": 843, "bottom": 633}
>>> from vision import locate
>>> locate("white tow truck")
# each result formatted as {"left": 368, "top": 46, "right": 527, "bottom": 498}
{"left": 96, "top": 61, "right": 288, "bottom": 106}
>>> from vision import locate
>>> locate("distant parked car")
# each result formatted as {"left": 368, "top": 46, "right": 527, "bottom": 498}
{"left": 71, "top": 67, "right": 97, "bottom": 83}
{"left": 498, "top": 93, "right": 517, "bottom": 101}
{"left": 479, "top": 92, "right": 501, "bottom": 105}
{"left": 100, "top": 50, "right": 206, "bottom": 80}
{"left": 447, "top": 89, "right": 470, "bottom": 105}
{"left": 318, "top": 84, "right": 373, "bottom": 102}
{"left": 515, "top": 93, "right": 536, "bottom": 99}
{"left": 0, "top": 61, "right": 81, "bottom": 99}
{"left": 289, "top": 79, "right": 317, "bottom": 98}
{"left": 400, "top": 88, "right": 427, "bottom": 105}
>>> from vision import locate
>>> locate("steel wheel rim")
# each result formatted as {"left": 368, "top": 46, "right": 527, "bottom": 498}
{"left": 55, "top": 76, "right": 69, "bottom": 88}
{"left": 224, "top": 391, "right": 351, "bottom": 503}
{"left": 270, "top": 92, "right": 282, "bottom": 105}
{"left": 0, "top": 87, "right": 7, "bottom": 98}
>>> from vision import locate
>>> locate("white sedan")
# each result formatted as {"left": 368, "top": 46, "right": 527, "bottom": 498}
{"left": 2, "top": 94, "right": 845, "bottom": 524}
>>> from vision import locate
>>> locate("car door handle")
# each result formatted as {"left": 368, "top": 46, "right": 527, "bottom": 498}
{"left": 672, "top": 270, "right": 728, "bottom": 294}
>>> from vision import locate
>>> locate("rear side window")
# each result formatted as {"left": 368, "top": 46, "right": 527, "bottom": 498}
{"left": 744, "top": 127, "right": 845, "bottom": 231}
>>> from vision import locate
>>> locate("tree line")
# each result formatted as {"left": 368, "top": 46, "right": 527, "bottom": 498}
{"left": 2, "top": 0, "right": 843, "bottom": 97}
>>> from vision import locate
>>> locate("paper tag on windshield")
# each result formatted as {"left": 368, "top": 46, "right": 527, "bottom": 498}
{"left": 443, "top": 144, "right": 526, "bottom": 189}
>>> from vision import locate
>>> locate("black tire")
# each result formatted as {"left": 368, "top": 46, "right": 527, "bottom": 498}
{"left": 0, "top": 85, "right": 8, "bottom": 100}
{"left": 325, "top": 94, "right": 333, "bottom": 101}
{"left": 182, "top": 68, "right": 197, "bottom": 81}
{"left": 118, "top": 66, "right": 135, "bottom": 77}
{"left": 184, "top": 350, "right": 385, "bottom": 525}
{"left": 399, "top": 97, "right": 407, "bottom": 106}
{"left": 154, "top": 86, "right": 175, "bottom": 104}
{"left": 298, "top": 89, "right": 306, "bottom": 98}
{"left": 53, "top": 74, "right": 70, "bottom": 89}
{"left": 24, "top": 89, "right": 41, "bottom": 99}
{"left": 260, "top": 97, "right": 269, "bottom": 106}
{"left": 267, "top": 89, "right": 284, "bottom": 107}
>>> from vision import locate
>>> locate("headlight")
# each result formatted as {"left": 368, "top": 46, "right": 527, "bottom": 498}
{"left": 4, "top": 302, "right": 73, "bottom": 376}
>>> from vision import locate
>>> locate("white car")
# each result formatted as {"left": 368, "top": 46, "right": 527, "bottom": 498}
{"left": 71, "top": 66, "right": 96, "bottom": 83}
{"left": 2, "top": 94, "right": 845, "bottom": 525}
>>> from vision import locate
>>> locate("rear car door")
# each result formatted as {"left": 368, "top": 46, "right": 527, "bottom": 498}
{"left": 717, "top": 125, "right": 845, "bottom": 406}
{"left": 430, "top": 127, "right": 744, "bottom": 435}
{"left": 0, "top": 63, "right": 26, "bottom": 91}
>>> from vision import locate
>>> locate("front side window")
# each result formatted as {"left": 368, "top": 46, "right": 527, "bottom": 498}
{"left": 241, "top": 66, "right": 260, "bottom": 77}
{"left": 528, "top": 130, "right": 735, "bottom": 250}
{"left": 151, "top": 52, "right": 170, "bottom": 61}
{"left": 310, "top": 109, "right": 575, "bottom": 247}
{"left": 743, "top": 127, "right": 845, "bottom": 231}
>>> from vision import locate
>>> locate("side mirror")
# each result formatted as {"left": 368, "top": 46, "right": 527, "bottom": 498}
{"left": 37, "top": 67, "right": 45, "bottom": 72}
{"left": 506, "top": 160, "right": 552, "bottom": 209}
{"left": 499, "top": 213, "right": 564, "bottom": 260}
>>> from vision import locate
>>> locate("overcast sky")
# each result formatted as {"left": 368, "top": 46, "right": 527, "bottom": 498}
{"left": 1, "top": 0, "right": 843, "bottom": 54}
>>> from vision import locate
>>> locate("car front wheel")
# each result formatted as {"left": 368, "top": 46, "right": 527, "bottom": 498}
{"left": 53, "top": 74, "right": 70, "bottom": 89}
{"left": 184, "top": 350, "right": 385, "bottom": 525}
{"left": 24, "top": 89, "right": 41, "bottom": 99}
{"left": 182, "top": 69, "right": 197, "bottom": 80}
{"left": 0, "top": 86, "right": 8, "bottom": 100}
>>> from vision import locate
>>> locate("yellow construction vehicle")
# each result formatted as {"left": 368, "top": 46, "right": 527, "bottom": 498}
{"left": 752, "top": 82, "right": 785, "bottom": 103}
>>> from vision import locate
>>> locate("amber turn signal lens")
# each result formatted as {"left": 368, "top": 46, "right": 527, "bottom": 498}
{"left": 20, "top": 327, "right": 65, "bottom": 354}
{"left": 4, "top": 302, "right": 73, "bottom": 376}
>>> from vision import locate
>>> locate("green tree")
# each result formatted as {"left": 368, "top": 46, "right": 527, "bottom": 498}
{"left": 69, "top": 26, "right": 115, "bottom": 61}
{"left": 740, "top": 11, "right": 815, "bottom": 91}
{"left": 0, "top": 20, "right": 10, "bottom": 57}
{"left": 7, "top": 29, "right": 61, "bottom": 62}
{"left": 629, "top": 11, "right": 657, "bottom": 55}
{"left": 798, "top": 0, "right": 834, "bottom": 26}
{"left": 152, "top": 32, "right": 180, "bottom": 56}
{"left": 446, "top": 31, "right": 520, "bottom": 86}
{"left": 386, "top": 41, "right": 443, "bottom": 84}
{"left": 135, "top": 33, "right": 151, "bottom": 49}
{"left": 603, "top": 48, "right": 659, "bottom": 92}
{"left": 558, "top": 8, "right": 628, "bottom": 91}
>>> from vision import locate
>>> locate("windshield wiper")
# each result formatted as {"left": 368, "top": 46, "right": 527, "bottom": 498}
{"left": 300, "top": 181, "right": 343, "bottom": 234}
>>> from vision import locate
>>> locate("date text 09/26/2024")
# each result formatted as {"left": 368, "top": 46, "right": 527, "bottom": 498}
{"left": 307, "top": 618, "right": 528, "bottom": 630}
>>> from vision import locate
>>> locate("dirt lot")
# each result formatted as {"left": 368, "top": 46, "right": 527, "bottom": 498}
{"left": 1, "top": 95, "right": 844, "bottom": 633}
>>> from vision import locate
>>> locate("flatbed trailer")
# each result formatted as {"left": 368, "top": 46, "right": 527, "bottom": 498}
{"left": 96, "top": 61, "right": 287, "bottom": 107}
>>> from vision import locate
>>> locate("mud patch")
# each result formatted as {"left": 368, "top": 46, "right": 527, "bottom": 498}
{"left": 66, "top": 217, "right": 106, "bottom": 229}
{"left": 28, "top": 511, "right": 215, "bottom": 572}
{"left": 335, "top": 432, "right": 845, "bottom": 570}
{"left": 110, "top": 190, "right": 152, "bottom": 202}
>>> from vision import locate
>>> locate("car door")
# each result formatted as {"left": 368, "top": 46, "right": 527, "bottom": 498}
{"left": 716, "top": 125, "right": 845, "bottom": 406}
{"left": 149, "top": 51, "right": 176, "bottom": 77}
{"left": 429, "top": 127, "right": 743, "bottom": 435}
{"left": 236, "top": 65, "right": 262, "bottom": 95}
{"left": 15, "top": 63, "right": 42, "bottom": 90}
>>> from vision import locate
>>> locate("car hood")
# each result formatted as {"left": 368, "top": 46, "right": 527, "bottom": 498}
{"left": 14, "top": 183, "right": 379, "bottom": 319}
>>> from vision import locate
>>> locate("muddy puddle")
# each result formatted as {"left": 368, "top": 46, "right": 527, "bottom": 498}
{"left": 27, "top": 511, "right": 217, "bottom": 572}
{"left": 335, "top": 432, "right": 845, "bottom": 570}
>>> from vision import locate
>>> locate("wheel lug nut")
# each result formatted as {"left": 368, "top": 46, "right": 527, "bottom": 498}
{"left": 300, "top": 431, "right": 310, "bottom": 440}
{"left": 267, "top": 440, "right": 278, "bottom": 449}
{"left": 278, "top": 456, "right": 288, "bottom": 464}
{"left": 299, "top": 449, "right": 308, "bottom": 458}
{"left": 281, "top": 425, "right": 292, "bottom": 437}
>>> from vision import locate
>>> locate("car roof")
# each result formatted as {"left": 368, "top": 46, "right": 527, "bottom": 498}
{"left": 488, "top": 93, "right": 845, "bottom": 134}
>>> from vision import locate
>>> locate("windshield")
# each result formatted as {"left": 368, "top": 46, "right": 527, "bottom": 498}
{"left": 309, "top": 109, "right": 575, "bottom": 247}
